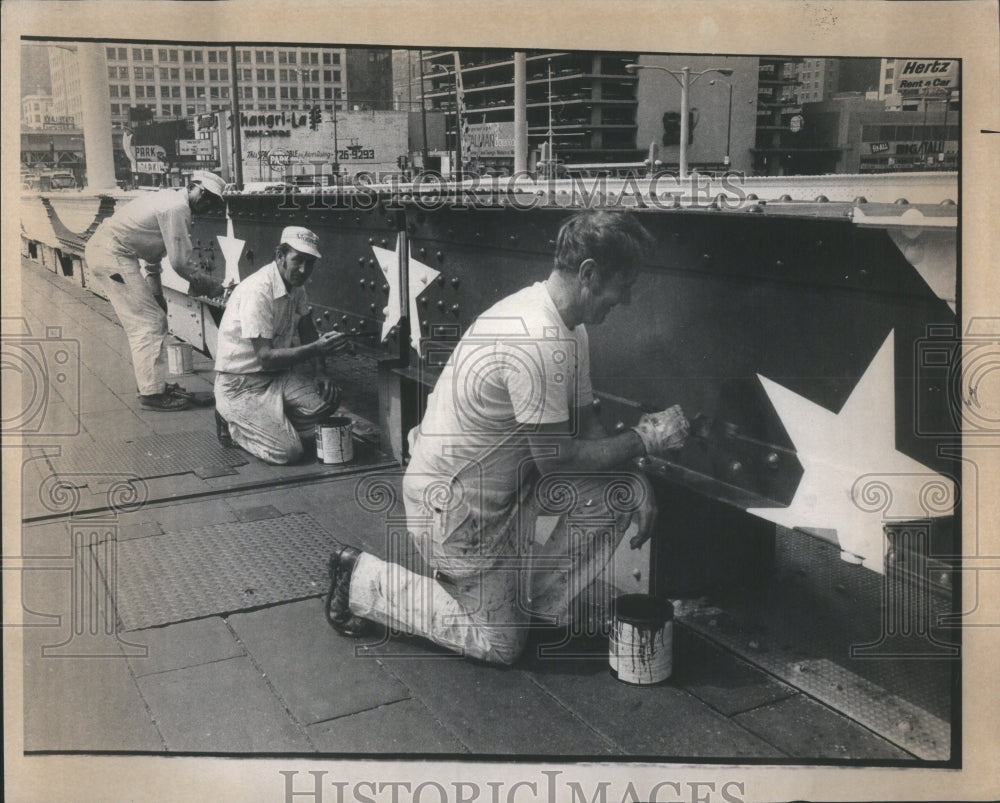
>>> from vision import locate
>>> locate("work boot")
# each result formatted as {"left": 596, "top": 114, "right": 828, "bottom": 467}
{"left": 325, "top": 544, "right": 371, "bottom": 637}
{"left": 215, "top": 410, "right": 234, "bottom": 447}
{"left": 140, "top": 391, "right": 190, "bottom": 412}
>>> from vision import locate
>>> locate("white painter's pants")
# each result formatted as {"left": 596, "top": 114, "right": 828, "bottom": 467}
{"left": 84, "top": 232, "right": 168, "bottom": 396}
{"left": 215, "top": 371, "right": 336, "bottom": 465}
{"left": 349, "top": 473, "right": 634, "bottom": 665}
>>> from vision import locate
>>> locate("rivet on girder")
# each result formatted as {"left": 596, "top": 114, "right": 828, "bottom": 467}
{"left": 451, "top": 277, "right": 460, "bottom": 289}
{"left": 702, "top": 253, "right": 712, "bottom": 264}
{"left": 436, "top": 251, "right": 444, "bottom": 262}
{"left": 368, "top": 237, "right": 375, "bottom": 244}
{"left": 369, "top": 280, "right": 376, "bottom": 290}
{"left": 775, "top": 260, "right": 784, "bottom": 269}
{"left": 421, "top": 320, "right": 429, "bottom": 331}
{"left": 420, "top": 297, "right": 428, "bottom": 306}
{"left": 370, "top": 303, "right": 377, "bottom": 311}
{"left": 746, "top": 193, "right": 759, "bottom": 201}
{"left": 323, "top": 310, "right": 330, "bottom": 318}
{"left": 614, "top": 421, "right": 626, "bottom": 432}
{"left": 358, "top": 257, "right": 365, "bottom": 265}
{"left": 815, "top": 195, "right": 829, "bottom": 203}
{"left": 307, "top": 305, "right": 314, "bottom": 313}
{"left": 369, "top": 258, "right": 376, "bottom": 267}
{"left": 382, "top": 283, "right": 390, "bottom": 293}
{"left": 314, "top": 318, "right": 323, "bottom": 327}
{"left": 437, "top": 300, "right": 446, "bottom": 310}
{"left": 451, "top": 304, "right": 460, "bottom": 314}
{"left": 342, "top": 315, "right": 348, "bottom": 322}
{"left": 729, "top": 460, "right": 743, "bottom": 474}
{"left": 359, "top": 278, "right": 366, "bottom": 286}
{"left": 779, "top": 194, "right": 792, "bottom": 202}
{"left": 420, "top": 247, "right": 427, "bottom": 256}
{"left": 436, "top": 275, "right": 445, "bottom": 286}
{"left": 766, "top": 452, "right": 780, "bottom": 470}
{"left": 894, "top": 198, "right": 909, "bottom": 205}
{"left": 381, "top": 238, "right": 388, "bottom": 247}
{"left": 747, "top": 204, "right": 763, "bottom": 214}
{"left": 940, "top": 198, "right": 956, "bottom": 206}
{"left": 853, "top": 196, "right": 868, "bottom": 205}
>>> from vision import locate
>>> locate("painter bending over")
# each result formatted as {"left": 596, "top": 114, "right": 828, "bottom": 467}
{"left": 213, "top": 226, "right": 349, "bottom": 465}
{"left": 84, "top": 170, "right": 228, "bottom": 411}
{"left": 326, "top": 209, "right": 689, "bottom": 664}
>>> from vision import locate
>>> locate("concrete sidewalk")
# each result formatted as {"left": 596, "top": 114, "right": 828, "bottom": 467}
{"left": 15, "top": 256, "right": 913, "bottom": 760}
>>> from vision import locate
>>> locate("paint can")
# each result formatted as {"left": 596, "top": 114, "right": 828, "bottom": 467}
{"left": 166, "top": 342, "right": 194, "bottom": 375}
{"left": 316, "top": 416, "right": 354, "bottom": 464}
{"left": 609, "top": 594, "right": 673, "bottom": 685}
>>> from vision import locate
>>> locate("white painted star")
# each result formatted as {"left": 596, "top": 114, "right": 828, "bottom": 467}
{"left": 216, "top": 214, "right": 245, "bottom": 286}
{"left": 371, "top": 234, "right": 440, "bottom": 355}
{"left": 746, "top": 331, "right": 955, "bottom": 573}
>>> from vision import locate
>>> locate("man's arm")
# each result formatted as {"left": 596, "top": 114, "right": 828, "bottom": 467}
{"left": 251, "top": 330, "right": 348, "bottom": 372}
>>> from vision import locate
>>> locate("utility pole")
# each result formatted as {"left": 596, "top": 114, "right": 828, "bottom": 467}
{"left": 229, "top": 45, "right": 243, "bottom": 187}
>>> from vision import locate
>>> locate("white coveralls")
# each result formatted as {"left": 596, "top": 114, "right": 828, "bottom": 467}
{"left": 84, "top": 189, "right": 195, "bottom": 396}
{"left": 348, "top": 282, "right": 635, "bottom": 664}
{"left": 213, "top": 261, "right": 336, "bottom": 465}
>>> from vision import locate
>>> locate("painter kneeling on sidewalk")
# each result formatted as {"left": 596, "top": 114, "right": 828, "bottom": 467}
{"left": 326, "top": 210, "right": 690, "bottom": 664}
{"left": 84, "top": 170, "right": 228, "bottom": 412}
{"left": 213, "top": 226, "right": 349, "bottom": 465}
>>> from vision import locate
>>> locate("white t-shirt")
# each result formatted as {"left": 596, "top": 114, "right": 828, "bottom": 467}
{"left": 406, "top": 281, "right": 593, "bottom": 533}
{"left": 214, "top": 261, "right": 309, "bottom": 374}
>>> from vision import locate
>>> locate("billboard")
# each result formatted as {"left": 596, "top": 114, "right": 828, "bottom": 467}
{"left": 239, "top": 109, "right": 409, "bottom": 181}
{"left": 465, "top": 121, "right": 516, "bottom": 159}
{"left": 894, "top": 58, "right": 959, "bottom": 96}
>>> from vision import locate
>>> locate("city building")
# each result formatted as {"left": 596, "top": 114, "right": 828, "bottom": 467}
{"left": 397, "top": 49, "right": 644, "bottom": 171}
{"left": 48, "top": 43, "right": 353, "bottom": 128}
{"left": 632, "top": 54, "right": 759, "bottom": 175}
{"left": 795, "top": 58, "right": 840, "bottom": 103}
{"left": 344, "top": 48, "right": 393, "bottom": 110}
{"left": 21, "top": 91, "right": 53, "bottom": 129}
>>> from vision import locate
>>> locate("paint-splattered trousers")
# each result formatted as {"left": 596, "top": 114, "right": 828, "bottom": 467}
{"left": 214, "top": 371, "right": 336, "bottom": 464}
{"left": 349, "top": 472, "right": 638, "bottom": 665}
{"left": 84, "top": 231, "right": 168, "bottom": 396}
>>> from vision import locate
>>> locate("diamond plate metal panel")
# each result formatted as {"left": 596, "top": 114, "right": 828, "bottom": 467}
{"left": 103, "top": 512, "right": 334, "bottom": 631}
{"left": 674, "top": 527, "right": 955, "bottom": 761}
{"left": 51, "top": 431, "right": 248, "bottom": 482}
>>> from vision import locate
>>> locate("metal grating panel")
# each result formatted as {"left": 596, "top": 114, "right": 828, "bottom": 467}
{"left": 50, "top": 431, "right": 247, "bottom": 482}
{"left": 102, "top": 512, "right": 334, "bottom": 630}
{"left": 673, "top": 528, "right": 955, "bottom": 761}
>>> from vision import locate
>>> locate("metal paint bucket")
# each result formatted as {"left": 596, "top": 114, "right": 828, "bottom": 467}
{"left": 166, "top": 342, "right": 194, "bottom": 375}
{"left": 316, "top": 416, "right": 354, "bottom": 464}
{"left": 609, "top": 594, "right": 673, "bottom": 685}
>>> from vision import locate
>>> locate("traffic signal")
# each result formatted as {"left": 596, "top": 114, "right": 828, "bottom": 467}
{"left": 309, "top": 106, "right": 322, "bottom": 130}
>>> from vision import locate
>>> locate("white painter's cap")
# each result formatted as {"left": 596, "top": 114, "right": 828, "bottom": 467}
{"left": 280, "top": 226, "right": 321, "bottom": 259}
{"left": 192, "top": 170, "right": 226, "bottom": 200}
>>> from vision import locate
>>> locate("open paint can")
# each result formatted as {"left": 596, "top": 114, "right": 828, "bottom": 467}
{"left": 609, "top": 593, "right": 673, "bottom": 685}
{"left": 316, "top": 416, "right": 354, "bottom": 464}
{"left": 166, "top": 342, "right": 194, "bottom": 375}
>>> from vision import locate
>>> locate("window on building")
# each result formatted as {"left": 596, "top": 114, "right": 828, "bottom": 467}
{"left": 279, "top": 52, "right": 288, "bottom": 64}
{"left": 266, "top": 69, "right": 274, "bottom": 81}
{"left": 117, "top": 47, "right": 127, "bottom": 60}
{"left": 110, "top": 103, "right": 120, "bottom": 114}
{"left": 107, "top": 47, "right": 116, "bottom": 60}
{"left": 196, "top": 68, "right": 205, "bottom": 81}
{"left": 220, "top": 87, "right": 229, "bottom": 99}
{"left": 323, "top": 70, "right": 332, "bottom": 82}
{"left": 159, "top": 67, "right": 170, "bottom": 80}
{"left": 184, "top": 50, "right": 194, "bottom": 63}
{"left": 135, "top": 86, "right": 144, "bottom": 98}
{"left": 240, "top": 50, "right": 251, "bottom": 63}
{"left": 333, "top": 70, "right": 341, "bottom": 82}
{"left": 186, "top": 87, "right": 195, "bottom": 98}
{"left": 257, "top": 69, "right": 266, "bottom": 81}
{"left": 120, "top": 66, "right": 130, "bottom": 79}
{"left": 120, "top": 85, "right": 130, "bottom": 97}
{"left": 280, "top": 87, "right": 289, "bottom": 99}
{"left": 186, "top": 104, "right": 196, "bottom": 115}
{"left": 146, "top": 67, "right": 154, "bottom": 79}
{"left": 134, "top": 66, "right": 144, "bottom": 79}
{"left": 324, "top": 87, "right": 333, "bottom": 99}
{"left": 196, "top": 86, "right": 206, "bottom": 99}
{"left": 242, "top": 86, "right": 253, "bottom": 99}
{"left": 173, "top": 104, "right": 182, "bottom": 116}
{"left": 109, "top": 85, "right": 119, "bottom": 97}
{"left": 133, "top": 48, "right": 143, "bottom": 60}
{"left": 266, "top": 51, "right": 274, "bottom": 64}
{"left": 885, "top": 67, "right": 894, "bottom": 79}
{"left": 208, "top": 51, "right": 217, "bottom": 63}
{"left": 884, "top": 83, "right": 892, "bottom": 94}
{"left": 242, "top": 68, "right": 253, "bottom": 81}
{"left": 158, "top": 48, "right": 169, "bottom": 62}
{"left": 210, "top": 87, "right": 219, "bottom": 99}
{"left": 160, "top": 85, "right": 170, "bottom": 97}
{"left": 108, "top": 66, "right": 117, "bottom": 79}
{"left": 280, "top": 69, "right": 289, "bottom": 82}
{"left": 267, "top": 87, "right": 275, "bottom": 99}
{"left": 185, "top": 68, "right": 194, "bottom": 81}
{"left": 290, "top": 87, "right": 298, "bottom": 100}
{"left": 323, "top": 52, "right": 331, "bottom": 65}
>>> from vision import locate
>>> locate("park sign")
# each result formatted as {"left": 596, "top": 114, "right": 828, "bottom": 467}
{"left": 894, "top": 58, "right": 959, "bottom": 97}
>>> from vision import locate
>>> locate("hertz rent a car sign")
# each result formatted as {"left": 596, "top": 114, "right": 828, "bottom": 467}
{"left": 894, "top": 59, "right": 959, "bottom": 96}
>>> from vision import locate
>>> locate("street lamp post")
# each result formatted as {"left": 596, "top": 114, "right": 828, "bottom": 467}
{"left": 430, "top": 63, "right": 462, "bottom": 181}
{"left": 710, "top": 78, "right": 734, "bottom": 167}
{"left": 625, "top": 62, "right": 733, "bottom": 180}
